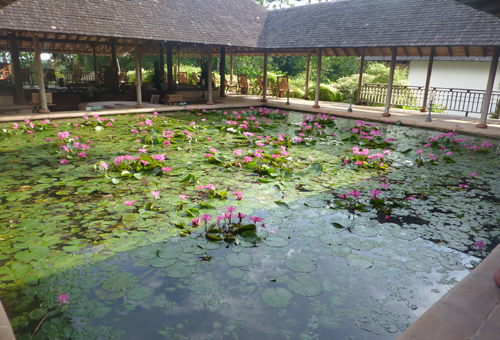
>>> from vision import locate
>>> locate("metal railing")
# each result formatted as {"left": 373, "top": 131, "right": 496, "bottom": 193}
{"left": 359, "top": 83, "right": 500, "bottom": 117}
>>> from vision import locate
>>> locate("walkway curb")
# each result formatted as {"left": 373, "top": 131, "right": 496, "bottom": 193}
{"left": 397, "top": 244, "right": 500, "bottom": 340}
{"left": 0, "top": 300, "right": 16, "bottom": 340}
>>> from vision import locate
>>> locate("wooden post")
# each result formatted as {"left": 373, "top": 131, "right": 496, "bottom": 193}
{"left": 220, "top": 46, "right": 226, "bottom": 98}
{"left": 355, "top": 48, "right": 365, "bottom": 105}
{"left": 383, "top": 47, "right": 398, "bottom": 117}
{"left": 33, "top": 34, "right": 49, "bottom": 113}
{"left": 230, "top": 48, "right": 234, "bottom": 89}
{"left": 477, "top": 46, "right": 500, "bottom": 128}
{"left": 304, "top": 49, "right": 311, "bottom": 100}
{"left": 110, "top": 38, "right": 118, "bottom": 91}
{"left": 166, "top": 41, "right": 173, "bottom": 93}
{"left": 159, "top": 43, "right": 165, "bottom": 82}
{"left": 8, "top": 31, "right": 25, "bottom": 104}
{"left": 134, "top": 40, "right": 143, "bottom": 108}
{"left": 177, "top": 46, "right": 181, "bottom": 82}
{"left": 262, "top": 50, "right": 268, "bottom": 102}
{"left": 207, "top": 46, "right": 213, "bottom": 104}
{"left": 92, "top": 43, "right": 98, "bottom": 80}
{"left": 313, "top": 48, "right": 322, "bottom": 108}
{"left": 420, "top": 47, "right": 435, "bottom": 112}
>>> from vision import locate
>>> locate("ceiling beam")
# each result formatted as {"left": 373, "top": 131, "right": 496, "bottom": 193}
{"left": 402, "top": 46, "right": 409, "bottom": 57}
{"left": 341, "top": 47, "right": 350, "bottom": 57}
{"left": 416, "top": 46, "right": 422, "bottom": 57}
{"left": 447, "top": 46, "right": 453, "bottom": 57}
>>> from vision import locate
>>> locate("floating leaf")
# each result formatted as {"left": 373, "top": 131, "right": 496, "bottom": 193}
{"left": 225, "top": 252, "right": 253, "bottom": 267}
{"left": 287, "top": 276, "right": 323, "bottom": 297}
{"left": 285, "top": 254, "right": 317, "bottom": 273}
{"left": 101, "top": 273, "right": 139, "bottom": 291}
{"left": 127, "top": 286, "right": 154, "bottom": 301}
{"left": 264, "top": 235, "right": 289, "bottom": 247}
{"left": 261, "top": 288, "right": 293, "bottom": 308}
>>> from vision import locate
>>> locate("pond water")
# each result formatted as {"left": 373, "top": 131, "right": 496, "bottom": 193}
{"left": 0, "top": 108, "right": 499, "bottom": 340}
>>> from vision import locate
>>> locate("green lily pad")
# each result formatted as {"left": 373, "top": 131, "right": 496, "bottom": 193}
{"left": 285, "top": 254, "right": 317, "bottom": 273}
{"left": 127, "top": 286, "right": 154, "bottom": 301}
{"left": 287, "top": 276, "right": 323, "bottom": 297}
{"left": 225, "top": 252, "right": 253, "bottom": 267}
{"left": 261, "top": 288, "right": 293, "bottom": 308}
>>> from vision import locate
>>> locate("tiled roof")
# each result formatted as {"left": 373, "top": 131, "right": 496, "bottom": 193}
{"left": 0, "top": 0, "right": 17, "bottom": 10}
{"left": 0, "top": 0, "right": 268, "bottom": 47}
{"left": 263, "top": 0, "right": 500, "bottom": 49}
{"left": 1, "top": 0, "right": 500, "bottom": 53}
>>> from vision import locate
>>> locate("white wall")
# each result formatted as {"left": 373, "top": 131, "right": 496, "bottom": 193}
{"left": 408, "top": 60, "right": 500, "bottom": 91}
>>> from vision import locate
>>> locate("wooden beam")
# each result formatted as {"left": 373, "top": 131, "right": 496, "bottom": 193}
{"left": 416, "top": 46, "right": 422, "bottom": 57}
{"left": 331, "top": 48, "right": 338, "bottom": 57}
{"left": 377, "top": 47, "right": 385, "bottom": 56}
{"left": 313, "top": 48, "right": 322, "bottom": 108}
{"left": 341, "top": 47, "right": 350, "bottom": 57}
{"left": 383, "top": 47, "right": 398, "bottom": 117}
{"left": 478, "top": 46, "right": 500, "bottom": 127}
{"left": 356, "top": 48, "right": 365, "bottom": 105}
{"left": 305, "top": 49, "right": 311, "bottom": 100}
{"left": 421, "top": 46, "right": 435, "bottom": 112}
{"left": 402, "top": 46, "right": 409, "bottom": 57}
{"left": 447, "top": 46, "right": 453, "bottom": 57}
{"left": 482, "top": 46, "right": 487, "bottom": 57}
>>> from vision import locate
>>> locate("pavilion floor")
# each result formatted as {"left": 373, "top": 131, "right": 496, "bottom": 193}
{"left": 1, "top": 93, "right": 500, "bottom": 139}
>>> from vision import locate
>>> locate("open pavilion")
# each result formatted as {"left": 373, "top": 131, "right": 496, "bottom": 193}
{"left": 1, "top": 0, "right": 500, "bottom": 128}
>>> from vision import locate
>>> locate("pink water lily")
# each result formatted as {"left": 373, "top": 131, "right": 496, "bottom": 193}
{"left": 151, "top": 191, "right": 160, "bottom": 200}
{"left": 57, "top": 294, "right": 69, "bottom": 306}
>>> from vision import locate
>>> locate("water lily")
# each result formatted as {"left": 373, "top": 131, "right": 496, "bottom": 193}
{"left": 57, "top": 294, "right": 70, "bottom": 306}
{"left": 151, "top": 191, "right": 160, "bottom": 200}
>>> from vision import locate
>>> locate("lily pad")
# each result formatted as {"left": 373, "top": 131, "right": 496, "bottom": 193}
{"left": 261, "top": 288, "right": 293, "bottom": 308}
{"left": 285, "top": 254, "right": 317, "bottom": 273}
{"left": 225, "top": 252, "right": 253, "bottom": 267}
{"left": 127, "top": 286, "right": 154, "bottom": 301}
{"left": 287, "top": 276, "right": 323, "bottom": 297}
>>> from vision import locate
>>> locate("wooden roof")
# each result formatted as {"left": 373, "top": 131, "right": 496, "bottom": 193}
{"left": 0, "top": 0, "right": 499, "bottom": 58}
{"left": 455, "top": 0, "right": 500, "bottom": 17}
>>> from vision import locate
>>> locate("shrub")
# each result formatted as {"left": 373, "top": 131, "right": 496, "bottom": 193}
{"left": 309, "top": 84, "right": 342, "bottom": 102}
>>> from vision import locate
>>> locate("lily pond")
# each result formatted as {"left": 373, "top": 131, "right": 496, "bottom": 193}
{"left": 1, "top": 107, "right": 499, "bottom": 340}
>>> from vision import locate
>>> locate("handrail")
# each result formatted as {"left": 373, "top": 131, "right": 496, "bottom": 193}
{"left": 360, "top": 83, "right": 500, "bottom": 117}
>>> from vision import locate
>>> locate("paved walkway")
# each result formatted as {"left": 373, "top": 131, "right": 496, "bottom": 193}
{"left": 1, "top": 93, "right": 500, "bottom": 139}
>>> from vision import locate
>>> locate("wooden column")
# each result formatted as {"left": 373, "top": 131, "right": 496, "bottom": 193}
{"left": 383, "top": 47, "right": 398, "bottom": 117}
{"left": 262, "top": 50, "right": 268, "bottom": 102}
{"left": 313, "top": 48, "right": 322, "bottom": 108}
{"left": 92, "top": 44, "right": 98, "bottom": 80}
{"left": 159, "top": 43, "right": 165, "bottom": 82}
{"left": 110, "top": 38, "right": 118, "bottom": 91}
{"left": 477, "top": 46, "right": 500, "bottom": 128}
{"left": 420, "top": 47, "right": 435, "bottom": 112}
{"left": 33, "top": 34, "right": 49, "bottom": 113}
{"left": 166, "top": 41, "right": 173, "bottom": 93}
{"left": 355, "top": 48, "right": 365, "bottom": 105}
{"left": 220, "top": 46, "right": 226, "bottom": 98}
{"left": 8, "top": 31, "right": 25, "bottom": 104}
{"left": 134, "top": 40, "right": 143, "bottom": 108}
{"left": 207, "top": 46, "right": 213, "bottom": 104}
{"left": 177, "top": 46, "right": 181, "bottom": 82}
{"left": 304, "top": 49, "right": 311, "bottom": 100}
{"left": 230, "top": 48, "right": 234, "bottom": 88}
